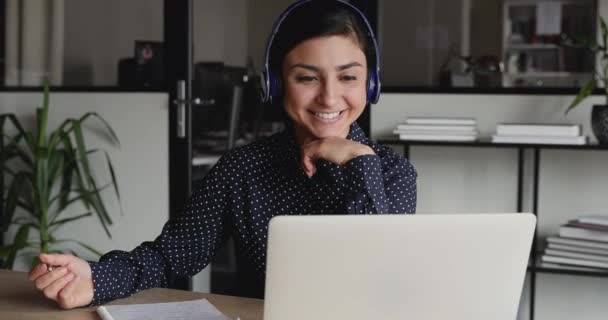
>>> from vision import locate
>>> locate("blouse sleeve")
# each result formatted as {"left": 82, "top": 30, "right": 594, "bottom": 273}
{"left": 87, "top": 159, "right": 233, "bottom": 305}
{"left": 343, "top": 146, "right": 417, "bottom": 215}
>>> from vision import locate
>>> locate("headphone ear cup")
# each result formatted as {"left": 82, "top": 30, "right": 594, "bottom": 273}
{"left": 274, "top": 73, "right": 283, "bottom": 102}
{"left": 261, "top": 70, "right": 270, "bottom": 103}
{"left": 367, "top": 71, "right": 376, "bottom": 103}
{"left": 268, "top": 70, "right": 282, "bottom": 104}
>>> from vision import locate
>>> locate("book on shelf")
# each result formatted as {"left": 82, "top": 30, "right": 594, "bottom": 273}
{"left": 565, "top": 220, "right": 608, "bottom": 232}
{"left": 547, "top": 242, "right": 608, "bottom": 256}
{"left": 395, "top": 124, "right": 477, "bottom": 132}
{"left": 404, "top": 117, "right": 476, "bottom": 126}
{"left": 577, "top": 215, "right": 608, "bottom": 226}
{"left": 544, "top": 248, "right": 608, "bottom": 262}
{"left": 546, "top": 236, "right": 608, "bottom": 250}
{"left": 559, "top": 225, "right": 608, "bottom": 243}
{"left": 538, "top": 262, "right": 606, "bottom": 272}
{"left": 393, "top": 129, "right": 478, "bottom": 136}
{"left": 96, "top": 299, "right": 228, "bottom": 320}
{"left": 496, "top": 123, "right": 582, "bottom": 137}
{"left": 541, "top": 254, "right": 608, "bottom": 269}
{"left": 491, "top": 134, "right": 587, "bottom": 145}
{"left": 397, "top": 133, "right": 477, "bottom": 142}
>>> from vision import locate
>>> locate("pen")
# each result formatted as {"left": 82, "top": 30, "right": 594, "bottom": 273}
{"left": 45, "top": 264, "right": 59, "bottom": 272}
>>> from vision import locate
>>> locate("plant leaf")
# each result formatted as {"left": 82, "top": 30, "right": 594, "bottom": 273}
{"left": 601, "top": 17, "right": 608, "bottom": 51}
{"left": 104, "top": 151, "right": 122, "bottom": 215}
{"left": 74, "top": 241, "right": 103, "bottom": 257}
{"left": 0, "top": 245, "right": 12, "bottom": 258}
{"left": 35, "top": 146, "right": 50, "bottom": 211}
{"left": 72, "top": 122, "right": 92, "bottom": 190}
{"left": 50, "top": 212, "right": 92, "bottom": 227}
{"left": 565, "top": 79, "right": 596, "bottom": 114}
{"left": 3, "top": 138, "right": 34, "bottom": 168}
{"left": 47, "top": 148, "right": 65, "bottom": 190}
{"left": 51, "top": 239, "right": 104, "bottom": 257}
{"left": 73, "top": 122, "right": 113, "bottom": 237}
{"left": 80, "top": 112, "right": 121, "bottom": 146}
{"left": 37, "top": 80, "right": 50, "bottom": 148}
{"left": 2, "top": 172, "right": 28, "bottom": 231}
{"left": 4, "top": 224, "right": 31, "bottom": 269}
{"left": 0, "top": 114, "right": 29, "bottom": 148}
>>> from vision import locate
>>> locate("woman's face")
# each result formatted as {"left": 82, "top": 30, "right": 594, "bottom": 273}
{"left": 282, "top": 35, "right": 368, "bottom": 145}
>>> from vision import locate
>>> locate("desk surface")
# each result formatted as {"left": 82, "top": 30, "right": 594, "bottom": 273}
{"left": 0, "top": 270, "right": 263, "bottom": 320}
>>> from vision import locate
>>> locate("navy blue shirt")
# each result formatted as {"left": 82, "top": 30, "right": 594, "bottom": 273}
{"left": 89, "top": 123, "right": 417, "bottom": 305}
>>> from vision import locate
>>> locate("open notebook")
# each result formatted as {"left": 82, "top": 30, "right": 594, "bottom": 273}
{"left": 96, "top": 298, "right": 229, "bottom": 320}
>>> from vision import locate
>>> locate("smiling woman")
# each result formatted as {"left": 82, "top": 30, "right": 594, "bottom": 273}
{"left": 27, "top": 0, "right": 417, "bottom": 308}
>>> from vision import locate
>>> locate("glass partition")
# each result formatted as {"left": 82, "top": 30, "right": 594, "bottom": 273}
{"left": 1, "top": 0, "right": 163, "bottom": 88}
{"left": 379, "top": 0, "right": 598, "bottom": 89}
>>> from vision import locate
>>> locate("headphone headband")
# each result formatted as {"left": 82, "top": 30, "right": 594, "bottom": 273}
{"left": 260, "top": 0, "right": 381, "bottom": 105}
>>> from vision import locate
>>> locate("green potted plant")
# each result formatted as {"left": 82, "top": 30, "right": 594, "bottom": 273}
{"left": 0, "top": 82, "right": 121, "bottom": 269}
{"left": 564, "top": 17, "right": 608, "bottom": 144}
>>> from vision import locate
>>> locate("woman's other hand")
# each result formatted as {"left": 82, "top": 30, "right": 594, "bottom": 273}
{"left": 28, "top": 253, "right": 94, "bottom": 309}
{"left": 300, "top": 137, "right": 374, "bottom": 177}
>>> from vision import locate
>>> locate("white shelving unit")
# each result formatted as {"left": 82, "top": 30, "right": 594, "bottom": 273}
{"left": 502, "top": 0, "right": 596, "bottom": 87}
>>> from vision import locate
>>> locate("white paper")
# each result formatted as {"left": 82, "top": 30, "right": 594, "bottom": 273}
{"left": 536, "top": 2, "right": 562, "bottom": 35}
{"left": 96, "top": 298, "right": 229, "bottom": 320}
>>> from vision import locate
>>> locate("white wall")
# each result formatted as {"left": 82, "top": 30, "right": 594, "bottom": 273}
{"left": 1, "top": 92, "right": 169, "bottom": 269}
{"left": 371, "top": 92, "right": 608, "bottom": 320}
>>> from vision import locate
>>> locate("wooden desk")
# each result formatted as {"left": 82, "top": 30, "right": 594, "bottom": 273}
{"left": 0, "top": 270, "right": 263, "bottom": 320}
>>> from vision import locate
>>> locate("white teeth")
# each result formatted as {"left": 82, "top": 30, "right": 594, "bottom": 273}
{"left": 314, "top": 111, "right": 340, "bottom": 119}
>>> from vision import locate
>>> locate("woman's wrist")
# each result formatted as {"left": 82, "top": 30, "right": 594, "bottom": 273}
{"left": 345, "top": 145, "right": 375, "bottom": 164}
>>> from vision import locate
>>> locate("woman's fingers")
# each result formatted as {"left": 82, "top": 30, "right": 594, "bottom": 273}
{"left": 43, "top": 272, "right": 75, "bottom": 301}
{"left": 34, "top": 266, "right": 69, "bottom": 291}
{"left": 28, "top": 263, "right": 50, "bottom": 281}
{"left": 301, "top": 154, "right": 317, "bottom": 177}
{"left": 301, "top": 142, "right": 321, "bottom": 177}
{"left": 57, "top": 275, "right": 80, "bottom": 309}
{"left": 38, "top": 253, "right": 72, "bottom": 267}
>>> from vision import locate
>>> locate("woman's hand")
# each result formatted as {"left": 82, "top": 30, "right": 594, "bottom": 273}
{"left": 28, "top": 253, "right": 94, "bottom": 309}
{"left": 300, "top": 137, "right": 375, "bottom": 177}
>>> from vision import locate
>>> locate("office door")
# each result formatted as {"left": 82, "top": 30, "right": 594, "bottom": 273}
{"left": 164, "top": 0, "right": 195, "bottom": 290}
{"left": 164, "top": 0, "right": 248, "bottom": 291}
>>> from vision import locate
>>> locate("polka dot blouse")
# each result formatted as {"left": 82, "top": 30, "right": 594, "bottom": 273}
{"left": 88, "top": 122, "right": 417, "bottom": 305}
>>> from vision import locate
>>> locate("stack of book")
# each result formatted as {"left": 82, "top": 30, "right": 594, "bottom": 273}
{"left": 541, "top": 215, "right": 608, "bottom": 270}
{"left": 393, "top": 117, "right": 478, "bottom": 142}
{"left": 492, "top": 123, "right": 587, "bottom": 145}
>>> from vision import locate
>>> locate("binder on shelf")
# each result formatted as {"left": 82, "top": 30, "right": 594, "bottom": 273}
{"left": 539, "top": 262, "right": 606, "bottom": 272}
{"left": 491, "top": 134, "right": 587, "bottom": 145}
{"left": 541, "top": 254, "right": 608, "bottom": 269}
{"left": 565, "top": 220, "right": 608, "bottom": 232}
{"left": 496, "top": 123, "right": 582, "bottom": 136}
{"left": 546, "top": 236, "right": 608, "bottom": 250}
{"left": 396, "top": 134, "right": 477, "bottom": 142}
{"left": 547, "top": 243, "right": 608, "bottom": 256}
{"left": 577, "top": 215, "right": 608, "bottom": 226}
{"left": 393, "top": 129, "right": 478, "bottom": 136}
{"left": 395, "top": 124, "right": 477, "bottom": 132}
{"left": 544, "top": 248, "right": 608, "bottom": 262}
{"left": 404, "top": 117, "right": 476, "bottom": 126}
{"left": 559, "top": 225, "right": 608, "bottom": 243}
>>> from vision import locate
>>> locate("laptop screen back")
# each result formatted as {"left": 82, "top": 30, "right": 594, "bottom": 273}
{"left": 264, "top": 213, "right": 536, "bottom": 320}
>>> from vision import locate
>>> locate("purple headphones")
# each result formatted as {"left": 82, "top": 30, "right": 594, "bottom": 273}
{"left": 260, "top": 0, "right": 381, "bottom": 105}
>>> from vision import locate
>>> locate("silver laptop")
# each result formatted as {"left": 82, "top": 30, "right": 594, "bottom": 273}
{"left": 264, "top": 213, "right": 536, "bottom": 320}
